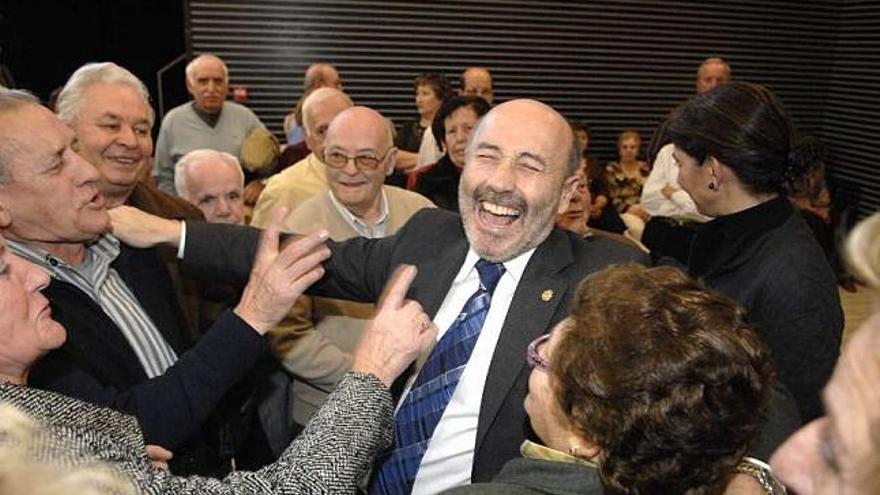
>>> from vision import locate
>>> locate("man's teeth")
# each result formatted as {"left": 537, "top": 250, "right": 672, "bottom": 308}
{"left": 112, "top": 157, "right": 137, "bottom": 164}
{"left": 481, "top": 201, "right": 519, "bottom": 217}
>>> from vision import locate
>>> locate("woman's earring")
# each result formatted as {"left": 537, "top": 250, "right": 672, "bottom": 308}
{"left": 568, "top": 444, "right": 580, "bottom": 457}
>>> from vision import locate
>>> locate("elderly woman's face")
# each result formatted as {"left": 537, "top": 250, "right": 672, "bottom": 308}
{"left": 771, "top": 312, "right": 880, "bottom": 494}
{"left": 0, "top": 237, "right": 66, "bottom": 371}
{"left": 556, "top": 162, "right": 591, "bottom": 236}
{"left": 444, "top": 106, "right": 479, "bottom": 169}
{"left": 524, "top": 318, "right": 577, "bottom": 452}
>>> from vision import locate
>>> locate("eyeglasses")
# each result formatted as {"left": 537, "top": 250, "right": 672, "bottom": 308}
{"left": 527, "top": 333, "right": 551, "bottom": 370}
{"left": 321, "top": 148, "right": 392, "bottom": 171}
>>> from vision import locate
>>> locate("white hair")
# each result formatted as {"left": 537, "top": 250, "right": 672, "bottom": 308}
{"left": 301, "top": 88, "right": 353, "bottom": 134}
{"left": 847, "top": 212, "right": 880, "bottom": 289}
{"left": 174, "top": 149, "right": 243, "bottom": 199}
{"left": 56, "top": 62, "right": 155, "bottom": 127}
{"left": 0, "top": 404, "right": 137, "bottom": 495}
{"left": 0, "top": 90, "right": 41, "bottom": 185}
{"left": 185, "top": 54, "right": 229, "bottom": 84}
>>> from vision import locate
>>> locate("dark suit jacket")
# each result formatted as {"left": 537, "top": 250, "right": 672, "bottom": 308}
{"left": 29, "top": 242, "right": 268, "bottom": 475}
{"left": 182, "top": 208, "right": 648, "bottom": 481}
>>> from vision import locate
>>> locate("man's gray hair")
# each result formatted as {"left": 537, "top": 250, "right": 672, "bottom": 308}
{"left": 185, "top": 54, "right": 229, "bottom": 84}
{"left": 174, "top": 149, "right": 243, "bottom": 199}
{"left": 0, "top": 90, "right": 42, "bottom": 185}
{"left": 56, "top": 62, "right": 155, "bottom": 127}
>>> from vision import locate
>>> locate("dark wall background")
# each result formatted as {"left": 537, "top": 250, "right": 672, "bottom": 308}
{"left": 187, "top": 0, "right": 877, "bottom": 218}
{"left": 2, "top": 1, "right": 876, "bottom": 217}
{"left": 0, "top": 0, "right": 188, "bottom": 121}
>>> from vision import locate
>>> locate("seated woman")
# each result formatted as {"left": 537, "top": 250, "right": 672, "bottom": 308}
{"left": 410, "top": 96, "right": 491, "bottom": 211}
{"left": 605, "top": 129, "right": 651, "bottom": 237}
{"left": 390, "top": 72, "right": 452, "bottom": 187}
{"left": 556, "top": 158, "right": 646, "bottom": 252}
{"left": 445, "top": 263, "right": 777, "bottom": 494}
{"left": 0, "top": 224, "right": 436, "bottom": 493}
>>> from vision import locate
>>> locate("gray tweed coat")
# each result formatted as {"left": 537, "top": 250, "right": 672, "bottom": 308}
{"left": 0, "top": 372, "right": 392, "bottom": 494}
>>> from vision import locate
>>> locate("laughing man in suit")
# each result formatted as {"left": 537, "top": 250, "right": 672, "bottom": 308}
{"left": 110, "top": 98, "right": 647, "bottom": 493}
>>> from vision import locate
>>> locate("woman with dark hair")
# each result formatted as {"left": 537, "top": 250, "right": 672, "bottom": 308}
{"left": 666, "top": 81, "right": 843, "bottom": 422}
{"left": 409, "top": 95, "right": 490, "bottom": 211}
{"left": 444, "top": 263, "right": 779, "bottom": 494}
{"left": 390, "top": 72, "right": 452, "bottom": 187}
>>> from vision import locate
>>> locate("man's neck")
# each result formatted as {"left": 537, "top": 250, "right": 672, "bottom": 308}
{"left": 345, "top": 193, "right": 383, "bottom": 227}
{"left": 38, "top": 241, "right": 88, "bottom": 266}
{"left": 192, "top": 102, "right": 222, "bottom": 127}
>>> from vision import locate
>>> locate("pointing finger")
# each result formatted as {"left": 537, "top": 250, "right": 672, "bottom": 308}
{"left": 378, "top": 264, "right": 417, "bottom": 311}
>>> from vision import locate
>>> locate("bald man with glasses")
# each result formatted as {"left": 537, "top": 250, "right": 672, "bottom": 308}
{"left": 270, "top": 106, "right": 434, "bottom": 430}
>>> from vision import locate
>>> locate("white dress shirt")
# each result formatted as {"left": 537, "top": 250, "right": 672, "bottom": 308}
{"left": 407, "top": 247, "right": 535, "bottom": 495}
{"left": 640, "top": 143, "right": 710, "bottom": 222}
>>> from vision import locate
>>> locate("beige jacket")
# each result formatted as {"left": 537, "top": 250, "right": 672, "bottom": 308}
{"left": 270, "top": 186, "right": 434, "bottom": 425}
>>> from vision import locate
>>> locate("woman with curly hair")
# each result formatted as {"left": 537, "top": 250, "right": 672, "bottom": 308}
{"left": 444, "top": 263, "right": 777, "bottom": 494}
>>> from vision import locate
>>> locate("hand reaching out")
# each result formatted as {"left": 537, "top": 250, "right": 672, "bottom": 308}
{"left": 234, "top": 208, "right": 330, "bottom": 334}
{"left": 108, "top": 205, "right": 182, "bottom": 248}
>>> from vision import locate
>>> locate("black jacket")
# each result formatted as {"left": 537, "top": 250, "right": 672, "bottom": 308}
{"left": 29, "top": 242, "right": 269, "bottom": 475}
{"left": 414, "top": 153, "right": 462, "bottom": 212}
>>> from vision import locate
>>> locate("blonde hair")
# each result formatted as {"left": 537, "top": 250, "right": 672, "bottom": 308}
{"left": 0, "top": 405, "right": 136, "bottom": 495}
{"left": 846, "top": 212, "right": 880, "bottom": 289}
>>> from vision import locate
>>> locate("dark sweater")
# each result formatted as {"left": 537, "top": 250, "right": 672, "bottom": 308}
{"left": 414, "top": 153, "right": 461, "bottom": 212}
{"left": 688, "top": 196, "right": 843, "bottom": 421}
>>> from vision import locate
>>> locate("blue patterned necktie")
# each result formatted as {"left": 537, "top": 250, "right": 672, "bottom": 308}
{"left": 370, "top": 259, "right": 506, "bottom": 495}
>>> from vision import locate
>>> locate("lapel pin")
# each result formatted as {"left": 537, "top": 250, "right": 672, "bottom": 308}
{"left": 541, "top": 289, "right": 554, "bottom": 302}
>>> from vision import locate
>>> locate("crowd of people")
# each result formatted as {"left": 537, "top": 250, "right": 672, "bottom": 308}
{"left": 0, "top": 52, "right": 876, "bottom": 495}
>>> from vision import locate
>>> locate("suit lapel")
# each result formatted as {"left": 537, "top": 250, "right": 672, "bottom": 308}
{"left": 476, "top": 229, "right": 574, "bottom": 449}
{"left": 43, "top": 280, "right": 150, "bottom": 385}
{"left": 407, "top": 223, "right": 469, "bottom": 320}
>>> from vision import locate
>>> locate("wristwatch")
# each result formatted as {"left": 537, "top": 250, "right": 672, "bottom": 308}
{"left": 734, "top": 457, "right": 787, "bottom": 495}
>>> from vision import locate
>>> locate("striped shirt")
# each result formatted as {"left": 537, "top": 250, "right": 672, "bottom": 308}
{"left": 8, "top": 235, "right": 178, "bottom": 378}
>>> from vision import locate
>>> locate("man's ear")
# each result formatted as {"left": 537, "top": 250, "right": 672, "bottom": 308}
{"left": 185, "top": 76, "right": 196, "bottom": 98}
{"left": 556, "top": 174, "right": 579, "bottom": 215}
{"left": 385, "top": 147, "right": 399, "bottom": 176}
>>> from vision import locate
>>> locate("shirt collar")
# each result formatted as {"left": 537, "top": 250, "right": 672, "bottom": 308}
{"left": 191, "top": 101, "right": 222, "bottom": 127}
{"left": 327, "top": 188, "right": 390, "bottom": 239}
{"left": 6, "top": 234, "right": 120, "bottom": 272}
{"left": 520, "top": 440, "right": 596, "bottom": 467}
{"left": 460, "top": 245, "right": 536, "bottom": 286}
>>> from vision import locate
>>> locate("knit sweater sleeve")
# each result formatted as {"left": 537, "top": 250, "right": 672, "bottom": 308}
{"left": 136, "top": 372, "right": 394, "bottom": 494}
